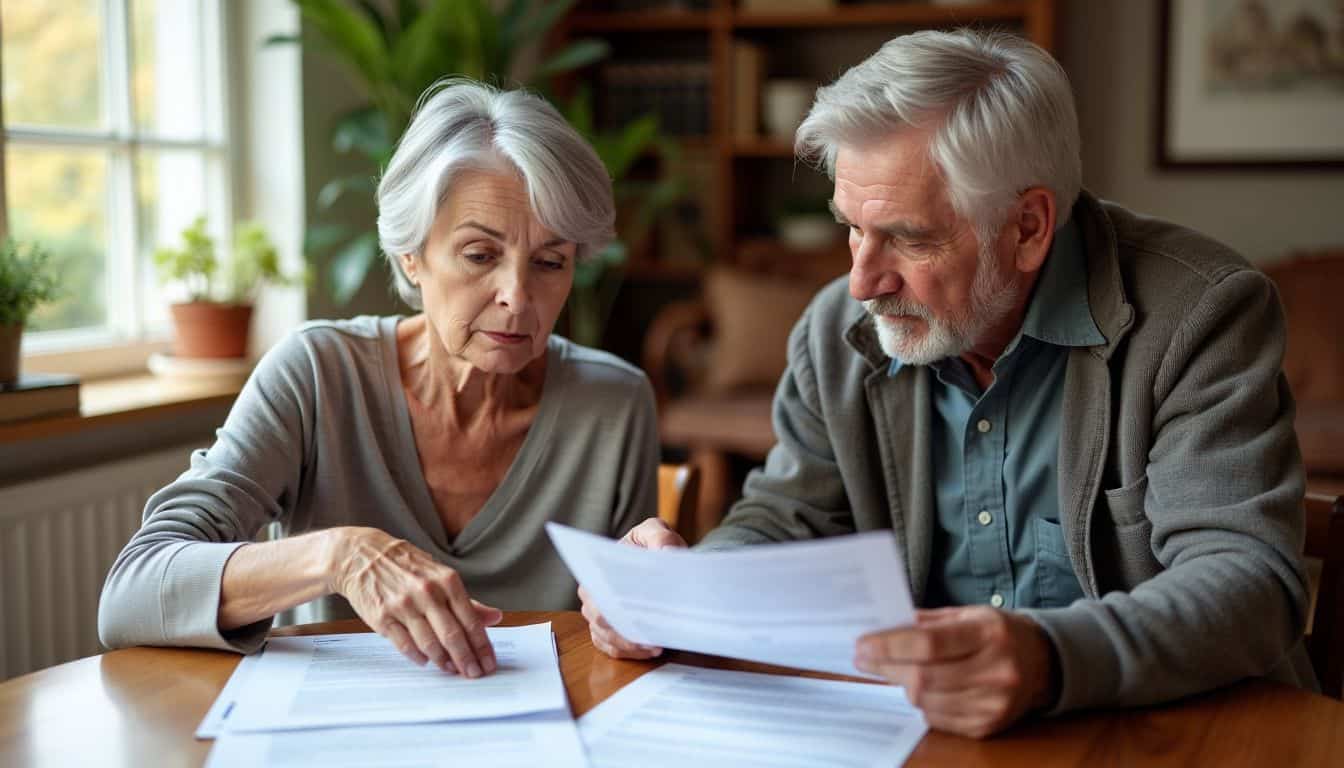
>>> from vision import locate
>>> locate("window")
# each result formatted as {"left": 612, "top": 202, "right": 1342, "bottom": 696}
{"left": 1, "top": 0, "right": 229, "bottom": 362}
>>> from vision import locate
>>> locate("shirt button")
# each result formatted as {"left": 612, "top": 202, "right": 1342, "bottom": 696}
{"left": 977, "top": 419, "right": 992, "bottom": 433}
{"left": 977, "top": 510, "right": 992, "bottom": 526}
{"left": 990, "top": 593, "right": 1005, "bottom": 608}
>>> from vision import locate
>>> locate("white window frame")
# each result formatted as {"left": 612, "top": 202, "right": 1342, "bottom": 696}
{"left": 3, "top": 0, "right": 232, "bottom": 379}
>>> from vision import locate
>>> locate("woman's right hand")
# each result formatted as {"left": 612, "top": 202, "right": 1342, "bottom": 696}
{"left": 329, "top": 527, "right": 502, "bottom": 677}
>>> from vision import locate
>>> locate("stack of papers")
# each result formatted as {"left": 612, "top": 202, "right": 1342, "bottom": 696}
{"left": 579, "top": 663, "right": 927, "bottom": 768}
{"left": 199, "top": 529, "right": 931, "bottom": 767}
{"left": 201, "top": 623, "right": 588, "bottom": 767}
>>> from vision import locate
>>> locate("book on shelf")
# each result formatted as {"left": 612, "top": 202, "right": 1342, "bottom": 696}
{"left": 740, "top": 0, "right": 835, "bottom": 11}
{"left": 600, "top": 60, "right": 711, "bottom": 137}
{"left": 0, "top": 372, "right": 81, "bottom": 424}
{"left": 732, "top": 40, "right": 764, "bottom": 140}
{"left": 610, "top": 0, "right": 712, "bottom": 9}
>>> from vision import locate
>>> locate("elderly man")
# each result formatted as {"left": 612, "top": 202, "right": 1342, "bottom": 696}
{"left": 580, "top": 29, "right": 1317, "bottom": 737}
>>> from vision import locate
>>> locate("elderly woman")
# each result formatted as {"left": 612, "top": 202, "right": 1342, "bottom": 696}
{"left": 98, "top": 80, "right": 658, "bottom": 680}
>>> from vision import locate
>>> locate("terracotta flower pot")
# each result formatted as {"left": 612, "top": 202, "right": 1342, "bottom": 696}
{"left": 169, "top": 302, "right": 253, "bottom": 359}
{"left": 0, "top": 323, "right": 21, "bottom": 384}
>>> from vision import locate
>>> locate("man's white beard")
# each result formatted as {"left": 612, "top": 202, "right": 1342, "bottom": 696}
{"left": 863, "top": 240, "right": 1019, "bottom": 365}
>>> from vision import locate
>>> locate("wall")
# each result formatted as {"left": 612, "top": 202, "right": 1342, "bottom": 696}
{"left": 300, "top": 40, "right": 401, "bottom": 321}
{"left": 1061, "top": 0, "right": 1344, "bottom": 264}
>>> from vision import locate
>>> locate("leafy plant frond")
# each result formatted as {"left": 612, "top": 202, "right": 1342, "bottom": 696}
{"left": 513, "top": 0, "right": 579, "bottom": 53}
{"left": 353, "top": 0, "right": 394, "bottom": 46}
{"left": 332, "top": 106, "right": 393, "bottom": 164}
{"left": 293, "top": 0, "right": 391, "bottom": 92}
{"left": 533, "top": 39, "right": 610, "bottom": 80}
{"left": 318, "top": 173, "right": 379, "bottom": 211}
{"left": 263, "top": 33, "right": 302, "bottom": 46}
{"left": 328, "top": 231, "right": 381, "bottom": 306}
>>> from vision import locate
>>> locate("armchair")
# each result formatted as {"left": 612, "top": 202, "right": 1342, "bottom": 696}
{"left": 643, "top": 257, "right": 846, "bottom": 541}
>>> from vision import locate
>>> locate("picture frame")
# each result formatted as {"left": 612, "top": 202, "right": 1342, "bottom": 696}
{"left": 1157, "top": 0, "right": 1344, "bottom": 169}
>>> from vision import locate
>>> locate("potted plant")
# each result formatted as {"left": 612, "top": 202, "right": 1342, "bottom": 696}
{"left": 153, "top": 217, "right": 288, "bottom": 359}
{"left": 274, "top": 0, "right": 684, "bottom": 340}
{"left": 0, "top": 238, "right": 61, "bottom": 384}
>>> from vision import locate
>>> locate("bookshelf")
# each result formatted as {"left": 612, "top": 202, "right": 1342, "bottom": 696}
{"left": 560, "top": 0, "right": 1059, "bottom": 276}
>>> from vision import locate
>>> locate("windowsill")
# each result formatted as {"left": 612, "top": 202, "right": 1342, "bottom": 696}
{"left": 0, "top": 372, "right": 243, "bottom": 445}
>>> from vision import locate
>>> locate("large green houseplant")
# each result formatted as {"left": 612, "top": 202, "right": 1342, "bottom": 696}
{"left": 153, "top": 217, "right": 291, "bottom": 359}
{"left": 278, "top": 0, "right": 683, "bottom": 346}
{"left": 0, "top": 239, "right": 61, "bottom": 384}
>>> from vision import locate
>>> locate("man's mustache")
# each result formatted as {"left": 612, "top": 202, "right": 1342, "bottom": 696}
{"left": 863, "top": 295, "right": 931, "bottom": 319}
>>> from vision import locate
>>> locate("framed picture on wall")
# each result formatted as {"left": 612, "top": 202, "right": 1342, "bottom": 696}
{"left": 1158, "top": 0, "right": 1344, "bottom": 169}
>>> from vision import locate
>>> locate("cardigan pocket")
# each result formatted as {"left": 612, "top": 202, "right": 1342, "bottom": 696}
{"left": 1099, "top": 475, "right": 1162, "bottom": 588}
{"left": 1102, "top": 474, "right": 1149, "bottom": 526}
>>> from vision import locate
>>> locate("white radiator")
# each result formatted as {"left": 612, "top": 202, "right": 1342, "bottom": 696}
{"left": 0, "top": 444, "right": 199, "bottom": 681}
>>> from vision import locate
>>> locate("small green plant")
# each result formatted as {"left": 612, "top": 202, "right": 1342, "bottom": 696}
{"left": 0, "top": 238, "right": 62, "bottom": 327}
{"left": 153, "top": 217, "right": 292, "bottom": 304}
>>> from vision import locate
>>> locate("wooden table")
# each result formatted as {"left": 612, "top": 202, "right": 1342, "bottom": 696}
{"left": 3, "top": 611, "right": 1342, "bottom": 766}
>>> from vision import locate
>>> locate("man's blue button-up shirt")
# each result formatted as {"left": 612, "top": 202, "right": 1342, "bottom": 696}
{"left": 888, "top": 218, "right": 1103, "bottom": 610}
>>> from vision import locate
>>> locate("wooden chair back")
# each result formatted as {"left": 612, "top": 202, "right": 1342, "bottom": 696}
{"left": 657, "top": 463, "right": 700, "bottom": 538}
{"left": 1305, "top": 492, "right": 1344, "bottom": 698}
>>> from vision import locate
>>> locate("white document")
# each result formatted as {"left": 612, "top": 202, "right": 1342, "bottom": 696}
{"left": 579, "top": 663, "right": 927, "bottom": 768}
{"left": 196, "top": 649, "right": 263, "bottom": 738}
{"left": 221, "top": 623, "right": 568, "bottom": 732}
{"left": 546, "top": 524, "right": 915, "bottom": 676}
{"left": 205, "top": 712, "right": 588, "bottom": 768}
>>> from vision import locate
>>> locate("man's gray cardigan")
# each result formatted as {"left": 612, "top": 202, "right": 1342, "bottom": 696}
{"left": 700, "top": 191, "right": 1318, "bottom": 712}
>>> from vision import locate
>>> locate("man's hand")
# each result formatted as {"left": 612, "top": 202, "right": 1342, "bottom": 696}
{"left": 855, "top": 606, "right": 1058, "bottom": 738}
{"left": 579, "top": 518, "right": 687, "bottom": 659}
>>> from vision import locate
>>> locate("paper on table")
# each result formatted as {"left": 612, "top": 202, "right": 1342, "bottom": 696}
{"left": 221, "top": 623, "right": 567, "bottom": 733}
{"left": 205, "top": 712, "right": 588, "bottom": 768}
{"left": 196, "top": 649, "right": 263, "bottom": 738}
{"left": 546, "top": 524, "right": 915, "bottom": 676}
{"left": 579, "top": 663, "right": 927, "bottom": 768}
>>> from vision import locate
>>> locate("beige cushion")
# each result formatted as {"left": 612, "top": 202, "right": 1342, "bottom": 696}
{"left": 661, "top": 393, "right": 776, "bottom": 457}
{"left": 701, "top": 266, "right": 821, "bottom": 395}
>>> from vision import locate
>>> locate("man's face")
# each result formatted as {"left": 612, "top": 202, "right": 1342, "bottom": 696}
{"left": 832, "top": 129, "right": 1019, "bottom": 364}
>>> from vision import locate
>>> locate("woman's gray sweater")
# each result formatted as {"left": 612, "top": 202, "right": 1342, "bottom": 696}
{"left": 98, "top": 316, "right": 658, "bottom": 653}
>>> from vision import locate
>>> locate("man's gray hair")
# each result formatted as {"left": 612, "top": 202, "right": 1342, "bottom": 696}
{"left": 795, "top": 29, "right": 1081, "bottom": 233}
{"left": 376, "top": 78, "right": 615, "bottom": 309}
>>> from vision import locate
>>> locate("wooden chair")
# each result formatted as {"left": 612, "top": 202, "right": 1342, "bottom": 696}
{"left": 1305, "top": 492, "right": 1344, "bottom": 698}
{"left": 1264, "top": 252, "right": 1344, "bottom": 493}
{"left": 657, "top": 463, "right": 700, "bottom": 541}
{"left": 643, "top": 255, "right": 848, "bottom": 541}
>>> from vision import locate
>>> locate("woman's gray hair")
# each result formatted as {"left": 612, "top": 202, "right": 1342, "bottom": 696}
{"left": 376, "top": 78, "right": 615, "bottom": 309}
{"left": 795, "top": 29, "right": 1081, "bottom": 236}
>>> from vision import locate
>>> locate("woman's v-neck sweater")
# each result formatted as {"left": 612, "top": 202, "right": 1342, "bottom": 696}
{"left": 98, "top": 316, "right": 658, "bottom": 652}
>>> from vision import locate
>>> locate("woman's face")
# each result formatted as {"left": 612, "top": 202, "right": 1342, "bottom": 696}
{"left": 401, "top": 168, "right": 576, "bottom": 375}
